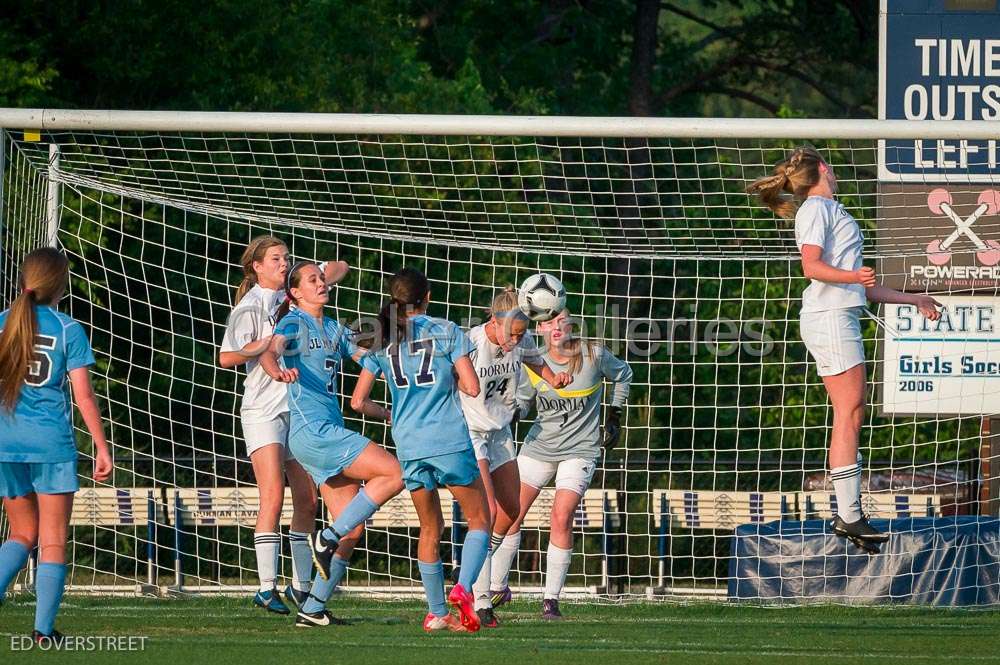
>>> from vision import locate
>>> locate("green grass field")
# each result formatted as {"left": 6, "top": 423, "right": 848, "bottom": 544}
{"left": 2, "top": 595, "right": 999, "bottom": 664}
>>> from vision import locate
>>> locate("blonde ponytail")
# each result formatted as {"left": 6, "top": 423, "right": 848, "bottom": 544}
{"left": 746, "top": 146, "right": 824, "bottom": 219}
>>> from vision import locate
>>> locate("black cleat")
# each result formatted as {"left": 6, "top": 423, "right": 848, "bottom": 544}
{"left": 847, "top": 535, "right": 881, "bottom": 554}
{"left": 831, "top": 514, "right": 889, "bottom": 542}
{"left": 477, "top": 607, "right": 499, "bottom": 628}
{"left": 32, "top": 629, "right": 65, "bottom": 647}
{"left": 310, "top": 529, "right": 339, "bottom": 581}
{"left": 283, "top": 585, "right": 309, "bottom": 609}
{"left": 295, "top": 609, "right": 348, "bottom": 628}
{"left": 831, "top": 514, "right": 887, "bottom": 553}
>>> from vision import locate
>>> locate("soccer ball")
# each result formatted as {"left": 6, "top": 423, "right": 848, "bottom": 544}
{"left": 518, "top": 273, "right": 566, "bottom": 322}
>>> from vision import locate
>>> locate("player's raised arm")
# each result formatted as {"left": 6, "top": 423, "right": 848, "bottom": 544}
{"left": 258, "top": 333, "right": 299, "bottom": 383}
{"left": 454, "top": 355, "right": 480, "bottom": 397}
{"left": 523, "top": 359, "right": 571, "bottom": 389}
{"left": 319, "top": 260, "right": 350, "bottom": 289}
{"left": 350, "top": 363, "right": 391, "bottom": 421}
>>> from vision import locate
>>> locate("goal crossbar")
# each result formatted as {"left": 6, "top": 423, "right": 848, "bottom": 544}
{"left": 0, "top": 108, "right": 998, "bottom": 139}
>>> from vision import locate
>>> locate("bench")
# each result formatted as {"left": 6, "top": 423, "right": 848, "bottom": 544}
{"left": 652, "top": 490, "right": 795, "bottom": 530}
{"left": 57, "top": 488, "right": 165, "bottom": 592}
{"left": 167, "top": 486, "right": 620, "bottom": 591}
{"left": 649, "top": 489, "right": 796, "bottom": 591}
{"left": 798, "top": 491, "right": 941, "bottom": 520}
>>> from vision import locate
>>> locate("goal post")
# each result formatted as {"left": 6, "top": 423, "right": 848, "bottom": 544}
{"left": 0, "top": 110, "right": 997, "bottom": 604}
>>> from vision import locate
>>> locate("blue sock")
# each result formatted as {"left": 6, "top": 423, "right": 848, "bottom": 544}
{"left": 301, "top": 555, "right": 349, "bottom": 614}
{"left": 417, "top": 560, "right": 447, "bottom": 617}
{"left": 458, "top": 529, "right": 490, "bottom": 591}
{"left": 0, "top": 540, "right": 30, "bottom": 595}
{"left": 322, "top": 488, "right": 378, "bottom": 542}
{"left": 34, "top": 563, "right": 67, "bottom": 635}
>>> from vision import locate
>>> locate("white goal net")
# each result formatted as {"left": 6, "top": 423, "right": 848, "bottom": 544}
{"left": 0, "top": 113, "right": 996, "bottom": 603}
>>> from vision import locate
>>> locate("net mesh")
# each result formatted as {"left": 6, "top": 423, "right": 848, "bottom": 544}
{"left": 0, "top": 126, "right": 994, "bottom": 602}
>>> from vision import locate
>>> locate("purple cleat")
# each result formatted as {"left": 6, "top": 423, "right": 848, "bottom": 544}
{"left": 541, "top": 598, "right": 563, "bottom": 620}
{"left": 490, "top": 586, "right": 512, "bottom": 608}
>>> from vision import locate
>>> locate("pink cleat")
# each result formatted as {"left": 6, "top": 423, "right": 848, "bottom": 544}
{"left": 447, "top": 584, "right": 481, "bottom": 632}
{"left": 423, "top": 612, "right": 467, "bottom": 633}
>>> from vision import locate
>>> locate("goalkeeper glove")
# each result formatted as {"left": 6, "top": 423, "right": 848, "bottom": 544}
{"left": 602, "top": 406, "right": 622, "bottom": 449}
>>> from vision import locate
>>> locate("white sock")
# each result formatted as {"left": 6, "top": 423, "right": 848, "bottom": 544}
{"left": 543, "top": 543, "right": 572, "bottom": 601}
{"left": 473, "top": 550, "right": 492, "bottom": 610}
{"left": 490, "top": 531, "right": 520, "bottom": 591}
{"left": 831, "top": 461, "right": 862, "bottom": 523}
{"left": 288, "top": 530, "right": 313, "bottom": 593}
{"left": 253, "top": 532, "right": 280, "bottom": 592}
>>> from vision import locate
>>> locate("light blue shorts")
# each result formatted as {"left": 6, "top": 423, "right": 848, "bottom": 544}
{"left": 288, "top": 421, "right": 370, "bottom": 486}
{"left": 0, "top": 460, "right": 80, "bottom": 498}
{"left": 402, "top": 449, "right": 481, "bottom": 492}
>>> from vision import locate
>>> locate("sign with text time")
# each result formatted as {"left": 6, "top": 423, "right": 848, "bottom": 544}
{"left": 882, "top": 296, "right": 1000, "bottom": 415}
{"left": 879, "top": 1, "right": 1000, "bottom": 182}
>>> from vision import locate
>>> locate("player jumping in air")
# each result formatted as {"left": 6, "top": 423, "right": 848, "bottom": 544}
{"left": 261, "top": 261, "right": 404, "bottom": 627}
{"left": 220, "top": 236, "right": 358, "bottom": 614}
{"left": 0, "top": 248, "right": 113, "bottom": 644}
{"left": 490, "top": 308, "right": 631, "bottom": 619}
{"left": 351, "top": 267, "right": 491, "bottom": 633}
{"left": 748, "top": 146, "right": 941, "bottom": 551}
{"left": 460, "top": 287, "right": 571, "bottom": 627}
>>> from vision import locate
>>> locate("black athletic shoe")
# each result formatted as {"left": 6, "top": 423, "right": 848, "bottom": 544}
{"left": 831, "top": 514, "right": 889, "bottom": 542}
{"left": 283, "top": 585, "right": 309, "bottom": 609}
{"left": 32, "top": 629, "right": 65, "bottom": 647}
{"left": 831, "top": 514, "right": 887, "bottom": 554}
{"left": 295, "top": 609, "right": 348, "bottom": 628}
{"left": 311, "top": 529, "right": 339, "bottom": 581}
{"left": 477, "top": 607, "right": 499, "bottom": 628}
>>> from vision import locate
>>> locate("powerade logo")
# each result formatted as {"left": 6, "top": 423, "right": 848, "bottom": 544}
{"left": 922, "top": 188, "right": 1000, "bottom": 265}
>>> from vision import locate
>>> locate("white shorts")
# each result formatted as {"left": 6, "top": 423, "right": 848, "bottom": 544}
{"left": 470, "top": 427, "right": 517, "bottom": 473}
{"left": 517, "top": 454, "right": 596, "bottom": 496}
{"left": 242, "top": 413, "right": 291, "bottom": 458}
{"left": 800, "top": 307, "right": 866, "bottom": 377}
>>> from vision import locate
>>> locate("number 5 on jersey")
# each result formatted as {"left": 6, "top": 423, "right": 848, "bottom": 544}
{"left": 26, "top": 335, "right": 57, "bottom": 386}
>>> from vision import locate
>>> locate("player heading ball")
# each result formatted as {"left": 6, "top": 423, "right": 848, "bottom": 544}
{"left": 748, "top": 146, "right": 942, "bottom": 552}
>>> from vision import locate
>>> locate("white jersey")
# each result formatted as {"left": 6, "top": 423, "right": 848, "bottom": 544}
{"left": 221, "top": 284, "right": 288, "bottom": 424}
{"left": 460, "top": 323, "right": 542, "bottom": 432}
{"left": 794, "top": 195, "right": 867, "bottom": 313}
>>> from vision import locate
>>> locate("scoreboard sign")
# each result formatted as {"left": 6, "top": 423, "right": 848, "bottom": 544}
{"left": 878, "top": 0, "right": 1000, "bottom": 182}
{"left": 878, "top": 1, "right": 1000, "bottom": 417}
{"left": 882, "top": 296, "right": 1000, "bottom": 415}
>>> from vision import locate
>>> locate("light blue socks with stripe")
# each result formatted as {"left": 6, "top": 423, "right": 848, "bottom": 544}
{"left": 34, "top": 562, "right": 67, "bottom": 634}
{"left": 417, "top": 560, "right": 447, "bottom": 617}
{"left": 322, "top": 488, "right": 378, "bottom": 542}
{"left": 458, "top": 529, "right": 490, "bottom": 591}
{"left": 0, "top": 540, "right": 30, "bottom": 598}
{"left": 301, "top": 554, "right": 349, "bottom": 614}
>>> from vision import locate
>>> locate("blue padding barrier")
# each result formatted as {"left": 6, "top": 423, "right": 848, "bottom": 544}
{"left": 729, "top": 517, "right": 1000, "bottom": 606}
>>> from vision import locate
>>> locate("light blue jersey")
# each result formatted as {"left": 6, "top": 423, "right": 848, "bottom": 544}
{"left": 273, "top": 309, "right": 359, "bottom": 429}
{"left": 360, "top": 315, "right": 474, "bottom": 462}
{"left": 0, "top": 305, "right": 96, "bottom": 463}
